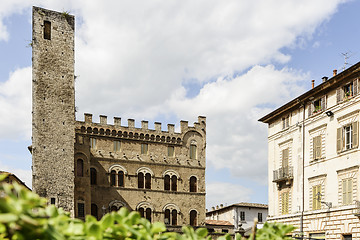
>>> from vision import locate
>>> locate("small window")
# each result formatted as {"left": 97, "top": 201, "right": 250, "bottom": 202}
{"left": 190, "top": 210, "right": 197, "bottom": 226}
{"left": 90, "top": 168, "right": 97, "bottom": 185}
{"left": 190, "top": 144, "right": 197, "bottom": 159}
{"left": 91, "top": 204, "right": 98, "bottom": 220}
{"left": 76, "top": 159, "right": 84, "bottom": 177}
{"left": 50, "top": 198, "right": 56, "bottom": 205}
{"left": 110, "top": 205, "right": 118, "bottom": 212}
{"left": 168, "top": 146, "right": 174, "bottom": 157}
{"left": 164, "top": 209, "right": 170, "bottom": 225}
{"left": 313, "top": 99, "right": 322, "bottom": 113}
{"left": 342, "top": 178, "right": 353, "bottom": 205}
{"left": 282, "top": 115, "right": 290, "bottom": 129}
{"left": 171, "top": 175, "right": 177, "bottom": 191}
{"left": 164, "top": 175, "right": 170, "bottom": 190}
{"left": 258, "top": 212, "right": 263, "bottom": 222}
{"left": 118, "top": 171, "right": 124, "bottom": 187}
{"left": 312, "top": 185, "right": 321, "bottom": 210}
{"left": 344, "top": 125, "right": 353, "bottom": 150}
{"left": 337, "top": 122, "right": 358, "bottom": 152}
{"left": 110, "top": 170, "right": 116, "bottom": 186}
{"left": 138, "top": 207, "right": 145, "bottom": 217}
{"left": 145, "top": 173, "right": 151, "bottom": 189}
{"left": 90, "top": 138, "right": 96, "bottom": 149}
{"left": 138, "top": 172, "right": 144, "bottom": 188}
{"left": 78, "top": 202, "right": 85, "bottom": 218}
{"left": 171, "top": 209, "right": 177, "bottom": 226}
{"left": 141, "top": 143, "right": 148, "bottom": 154}
{"left": 190, "top": 176, "right": 197, "bottom": 192}
{"left": 344, "top": 82, "right": 354, "bottom": 98}
{"left": 114, "top": 141, "right": 121, "bottom": 152}
{"left": 240, "top": 211, "right": 245, "bottom": 221}
{"left": 44, "top": 20, "right": 51, "bottom": 40}
{"left": 146, "top": 208, "right": 152, "bottom": 222}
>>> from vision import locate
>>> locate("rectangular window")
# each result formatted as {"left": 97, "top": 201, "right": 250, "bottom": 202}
{"left": 50, "top": 198, "right": 56, "bottom": 205}
{"left": 312, "top": 185, "right": 321, "bottom": 210}
{"left": 313, "top": 99, "right": 322, "bottom": 113}
{"left": 113, "top": 141, "right": 121, "bottom": 152}
{"left": 190, "top": 144, "right": 197, "bottom": 159}
{"left": 168, "top": 146, "right": 174, "bottom": 157}
{"left": 141, "top": 143, "right": 148, "bottom": 154}
{"left": 78, "top": 202, "right": 85, "bottom": 218}
{"left": 240, "top": 211, "right": 245, "bottom": 221}
{"left": 90, "top": 138, "right": 96, "bottom": 149}
{"left": 344, "top": 82, "right": 354, "bottom": 98}
{"left": 258, "top": 212, "right": 263, "bottom": 222}
{"left": 281, "top": 192, "right": 289, "bottom": 215}
{"left": 282, "top": 148, "right": 289, "bottom": 168}
{"left": 313, "top": 136, "right": 322, "bottom": 160}
{"left": 337, "top": 122, "right": 358, "bottom": 152}
{"left": 282, "top": 115, "right": 290, "bottom": 129}
{"left": 342, "top": 178, "right": 353, "bottom": 205}
{"left": 44, "top": 20, "right": 51, "bottom": 40}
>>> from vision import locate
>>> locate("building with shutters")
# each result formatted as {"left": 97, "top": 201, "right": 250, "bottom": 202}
{"left": 259, "top": 62, "right": 360, "bottom": 240}
{"left": 31, "top": 6, "right": 206, "bottom": 227}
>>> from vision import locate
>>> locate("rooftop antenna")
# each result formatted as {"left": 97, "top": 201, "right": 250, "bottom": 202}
{"left": 340, "top": 51, "right": 353, "bottom": 71}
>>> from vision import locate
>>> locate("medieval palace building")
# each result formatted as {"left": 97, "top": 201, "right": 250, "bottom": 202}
{"left": 31, "top": 6, "right": 206, "bottom": 227}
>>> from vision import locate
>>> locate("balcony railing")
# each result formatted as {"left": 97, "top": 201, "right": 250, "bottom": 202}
{"left": 273, "top": 166, "right": 293, "bottom": 183}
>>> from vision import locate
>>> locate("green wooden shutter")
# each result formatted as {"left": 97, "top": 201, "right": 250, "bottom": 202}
{"left": 321, "top": 96, "right": 326, "bottom": 111}
{"left": 343, "top": 180, "right": 348, "bottom": 205}
{"left": 347, "top": 179, "right": 353, "bottom": 205}
{"left": 313, "top": 136, "right": 322, "bottom": 159}
{"left": 353, "top": 78, "right": 358, "bottom": 95}
{"left": 312, "top": 186, "right": 316, "bottom": 210}
{"left": 337, "top": 88, "right": 341, "bottom": 103}
{"left": 337, "top": 128, "right": 342, "bottom": 153}
{"left": 352, "top": 121, "right": 358, "bottom": 149}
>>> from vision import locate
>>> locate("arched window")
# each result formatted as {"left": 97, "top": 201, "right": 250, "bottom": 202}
{"left": 145, "top": 173, "right": 151, "bottom": 189}
{"left": 164, "top": 209, "right": 170, "bottom": 225}
{"left": 138, "top": 207, "right": 145, "bottom": 217}
{"left": 164, "top": 175, "right": 170, "bottom": 190}
{"left": 138, "top": 172, "right": 144, "bottom": 188}
{"left": 146, "top": 208, "right": 152, "bottom": 222}
{"left": 190, "top": 176, "right": 197, "bottom": 192}
{"left": 91, "top": 204, "right": 98, "bottom": 219}
{"left": 172, "top": 209, "right": 177, "bottom": 226}
{"left": 76, "top": 159, "right": 83, "bottom": 177}
{"left": 171, "top": 175, "right": 177, "bottom": 191}
{"left": 118, "top": 171, "right": 124, "bottom": 187}
{"left": 90, "top": 168, "right": 97, "bottom": 185}
{"left": 110, "top": 170, "right": 116, "bottom": 186}
{"left": 190, "top": 210, "right": 197, "bottom": 226}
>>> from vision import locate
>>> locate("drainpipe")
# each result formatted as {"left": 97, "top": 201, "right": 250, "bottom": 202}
{"left": 300, "top": 103, "right": 305, "bottom": 237}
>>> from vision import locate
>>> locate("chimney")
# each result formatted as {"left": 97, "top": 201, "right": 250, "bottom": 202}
{"left": 333, "top": 69, "right": 337, "bottom": 76}
{"left": 216, "top": 205, "right": 219, "bottom": 210}
{"left": 312, "top": 80, "right": 315, "bottom": 89}
{"left": 212, "top": 207, "right": 215, "bottom": 211}
{"left": 322, "top": 76, "right": 328, "bottom": 82}
{"left": 220, "top": 204, "right": 223, "bottom": 208}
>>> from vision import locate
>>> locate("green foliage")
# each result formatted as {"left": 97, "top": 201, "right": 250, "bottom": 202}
{"left": 0, "top": 174, "right": 295, "bottom": 239}
{"left": 252, "top": 222, "right": 296, "bottom": 240}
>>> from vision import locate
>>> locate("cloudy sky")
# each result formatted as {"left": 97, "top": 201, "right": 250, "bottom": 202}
{"left": 0, "top": 0, "right": 359, "bottom": 208}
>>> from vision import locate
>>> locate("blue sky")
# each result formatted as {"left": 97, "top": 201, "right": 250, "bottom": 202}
{"left": 0, "top": 0, "right": 359, "bottom": 208}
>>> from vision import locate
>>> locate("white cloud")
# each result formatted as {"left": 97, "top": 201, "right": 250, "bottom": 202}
{"left": 206, "top": 182, "right": 252, "bottom": 208}
{"left": 0, "top": 67, "right": 31, "bottom": 140}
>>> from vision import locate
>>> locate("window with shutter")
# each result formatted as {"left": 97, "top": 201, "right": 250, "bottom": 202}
{"left": 342, "top": 178, "right": 353, "bottom": 205}
{"left": 313, "top": 136, "right": 322, "bottom": 160}
{"left": 337, "top": 128, "right": 343, "bottom": 153}
{"left": 282, "top": 149, "right": 289, "bottom": 168}
{"left": 312, "top": 185, "right": 321, "bottom": 210}
{"left": 281, "top": 192, "right": 289, "bottom": 215}
{"left": 352, "top": 121, "right": 358, "bottom": 149}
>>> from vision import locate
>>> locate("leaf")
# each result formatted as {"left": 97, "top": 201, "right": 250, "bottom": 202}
{"left": 151, "top": 222, "right": 166, "bottom": 234}
{"left": 195, "top": 228, "right": 208, "bottom": 238}
{"left": 0, "top": 213, "right": 18, "bottom": 223}
{"left": 0, "top": 174, "right": 8, "bottom": 182}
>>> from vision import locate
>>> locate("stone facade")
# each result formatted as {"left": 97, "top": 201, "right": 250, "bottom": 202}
{"left": 31, "top": 6, "right": 206, "bottom": 227}
{"left": 259, "top": 63, "right": 360, "bottom": 239}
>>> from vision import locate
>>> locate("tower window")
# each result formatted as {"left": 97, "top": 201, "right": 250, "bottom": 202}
{"left": 44, "top": 20, "right": 51, "bottom": 40}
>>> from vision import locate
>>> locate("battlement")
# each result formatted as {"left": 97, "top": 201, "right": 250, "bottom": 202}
{"left": 76, "top": 114, "right": 206, "bottom": 145}
{"left": 78, "top": 113, "right": 206, "bottom": 135}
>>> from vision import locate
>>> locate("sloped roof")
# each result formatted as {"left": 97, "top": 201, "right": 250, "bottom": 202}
{"left": 207, "top": 202, "right": 268, "bottom": 215}
{"left": 205, "top": 220, "right": 233, "bottom": 226}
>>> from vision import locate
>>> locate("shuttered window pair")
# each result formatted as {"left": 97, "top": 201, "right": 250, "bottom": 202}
{"left": 281, "top": 192, "right": 289, "bottom": 215}
{"left": 342, "top": 178, "right": 353, "bottom": 205}
{"left": 313, "top": 136, "right": 322, "bottom": 160}
{"left": 312, "top": 185, "right": 321, "bottom": 210}
{"left": 282, "top": 149, "right": 289, "bottom": 168}
{"left": 337, "top": 122, "right": 358, "bottom": 152}
{"left": 282, "top": 115, "right": 290, "bottom": 129}
{"left": 337, "top": 79, "right": 358, "bottom": 103}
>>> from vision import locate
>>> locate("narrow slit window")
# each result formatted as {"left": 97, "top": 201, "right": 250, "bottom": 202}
{"left": 44, "top": 20, "right": 51, "bottom": 40}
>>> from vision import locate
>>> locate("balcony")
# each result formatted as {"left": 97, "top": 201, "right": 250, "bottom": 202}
{"left": 273, "top": 166, "right": 293, "bottom": 183}
{"left": 353, "top": 201, "right": 360, "bottom": 217}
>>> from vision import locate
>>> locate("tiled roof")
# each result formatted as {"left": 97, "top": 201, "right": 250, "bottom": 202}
{"left": 205, "top": 220, "right": 233, "bottom": 226}
{"left": 207, "top": 202, "right": 268, "bottom": 214}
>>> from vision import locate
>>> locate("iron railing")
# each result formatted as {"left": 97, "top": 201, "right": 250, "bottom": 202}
{"left": 273, "top": 166, "right": 293, "bottom": 182}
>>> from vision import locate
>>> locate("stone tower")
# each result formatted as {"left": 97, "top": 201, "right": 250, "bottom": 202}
{"left": 32, "top": 6, "right": 75, "bottom": 214}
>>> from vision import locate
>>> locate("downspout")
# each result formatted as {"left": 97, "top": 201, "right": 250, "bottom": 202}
{"left": 300, "top": 103, "right": 305, "bottom": 237}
